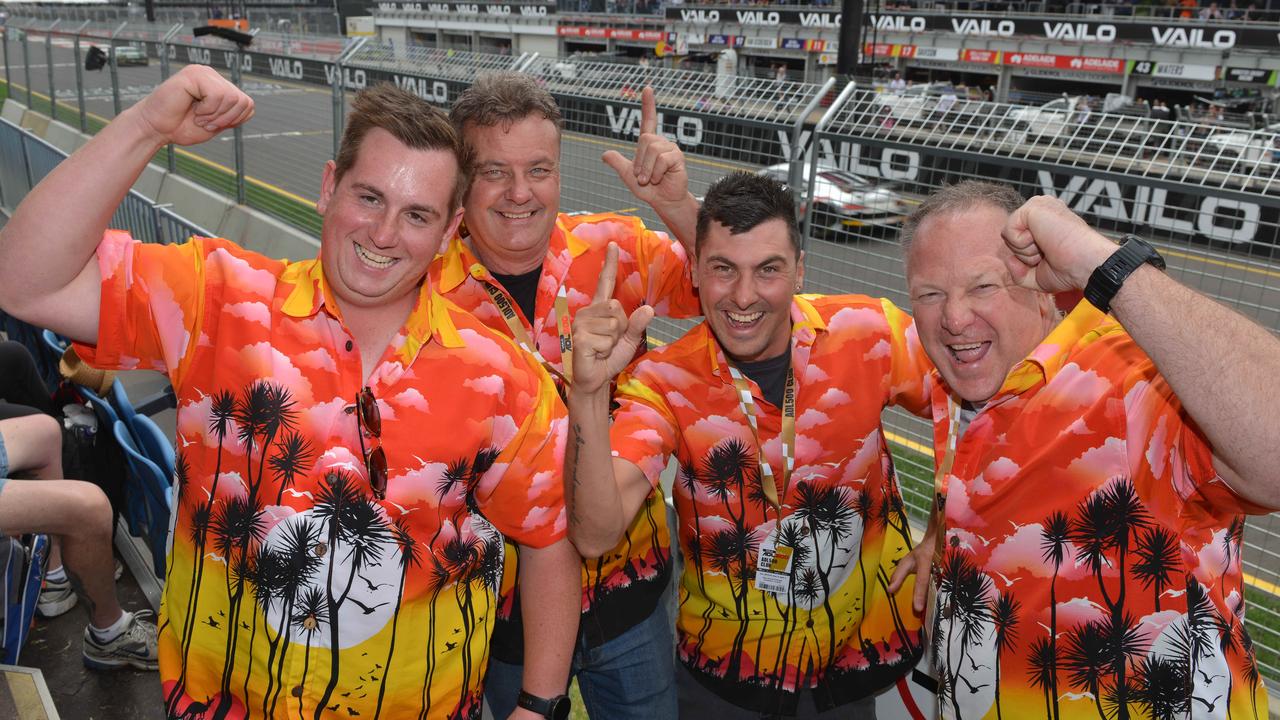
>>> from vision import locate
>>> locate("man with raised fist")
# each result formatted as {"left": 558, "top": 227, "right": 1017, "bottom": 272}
{"left": 0, "top": 65, "right": 579, "bottom": 720}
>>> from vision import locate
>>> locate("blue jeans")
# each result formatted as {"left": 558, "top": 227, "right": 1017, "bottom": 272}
{"left": 484, "top": 602, "right": 677, "bottom": 719}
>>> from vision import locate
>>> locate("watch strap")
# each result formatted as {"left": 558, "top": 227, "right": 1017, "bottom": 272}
{"left": 1083, "top": 235, "right": 1165, "bottom": 314}
{"left": 516, "top": 690, "right": 569, "bottom": 719}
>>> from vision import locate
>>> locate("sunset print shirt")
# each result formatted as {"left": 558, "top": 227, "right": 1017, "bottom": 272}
{"left": 928, "top": 302, "right": 1271, "bottom": 720}
{"left": 610, "top": 293, "right": 932, "bottom": 714}
{"left": 78, "top": 231, "right": 567, "bottom": 720}
{"left": 431, "top": 212, "right": 699, "bottom": 652}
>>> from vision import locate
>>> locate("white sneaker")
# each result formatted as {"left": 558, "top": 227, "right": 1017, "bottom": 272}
{"left": 36, "top": 577, "right": 77, "bottom": 618}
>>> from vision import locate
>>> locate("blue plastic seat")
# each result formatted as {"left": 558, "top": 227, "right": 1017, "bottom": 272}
{"left": 112, "top": 420, "right": 172, "bottom": 580}
{"left": 40, "top": 328, "right": 67, "bottom": 361}
{"left": 127, "top": 413, "right": 176, "bottom": 483}
{"left": 78, "top": 386, "right": 146, "bottom": 536}
{"left": 109, "top": 380, "right": 139, "bottom": 427}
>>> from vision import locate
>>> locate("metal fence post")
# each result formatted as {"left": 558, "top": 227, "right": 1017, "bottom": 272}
{"left": 331, "top": 38, "right": 365, "bottom": 160}
{"left": 161, "top": 24, "right": 180, "bottom": 173}
{"left": 109, "top": 21, "right": 125, "bottom": 117}
{"left": 45, "top": 20, "right": 60, "bottom": 122}
{"left": 2, "top": 28, "right": 11, "bottom": 100}
{"left": 231, "top": 46, "right": 246, "bottom": 205}
{"left": 787, "top": 76, "right": 836, "bottom": 200}
{"left": 802, "top": 81, "right": 858, "bottom": 245}
{"left": 73, "top": 25, "right": 87, "bottom": 133}
{"left": 21, "top": 29, "right": 31, "bottom": 108}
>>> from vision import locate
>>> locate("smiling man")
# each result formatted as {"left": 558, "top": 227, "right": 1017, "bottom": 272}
{"left": 566, "top": 172, "right": 934, "bottom": 718}
{"left": 431, "top": 72, "right": 702, "bottom": 719}
{"left": 0, "top": 66, "right": 580, "bottom": 719}
{"left": 891, "top": 180, "right": 1278, "bottom": 719}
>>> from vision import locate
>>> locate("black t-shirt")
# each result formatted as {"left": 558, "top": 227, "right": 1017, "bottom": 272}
{"left": 491, "top": 266, "right": 543, "bottom": 325}
{"left": 736, "top": 348, "right": 791, "bottom": 409}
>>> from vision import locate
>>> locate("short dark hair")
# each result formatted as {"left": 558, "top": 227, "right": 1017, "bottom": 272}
{"left": 696, "top": 172, "right": 801, "bottom": 257}
{"left": 334, "top": 83, "right": 470, "bottom": 212}
{"left": 449, "top": 71, "right": 563, "bottom": 162}
{"left": 901, "top": 180, "right": 1025, "bottom": 257}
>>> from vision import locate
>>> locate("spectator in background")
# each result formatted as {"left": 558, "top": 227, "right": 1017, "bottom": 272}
{"left": 0, "top": 412, "right": 158, "bottom": 670}
{"left": 890, "top": 71, "right": 907, "bottom": 95}
{"left": 1200, "top": 1, "right": 1224, "bottom": 18}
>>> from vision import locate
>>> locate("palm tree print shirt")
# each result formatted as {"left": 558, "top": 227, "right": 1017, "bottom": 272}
{"left": 927, "top": 301, "right": 1272, "bottom": 720}
{"left": 430, "top": 212, "right": 699, "bottom": 653}
{"left": 610, "top": 294, "right": 932, "bottom": 714}
{"left": 77, "top": 231, "right": 569, "bottom": 720}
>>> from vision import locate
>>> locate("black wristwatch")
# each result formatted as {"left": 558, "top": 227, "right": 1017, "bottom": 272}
{"left": 516, "top": 689, "right": 571, "bottom": 720}
{"left": 1083, "top": 234, "right": 1166, "bottom": 314}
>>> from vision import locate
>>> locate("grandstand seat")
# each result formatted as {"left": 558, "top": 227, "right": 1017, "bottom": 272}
{"left": 109, "top": 380, "right": 140, "bottom": 428}
{"left": 40, "top": 328, "right": 68, "bottom": 361}
{"left": 112, "top": 420, "right": 172, "bottom": 580}
{"left": 127, "top": 413, "right": 177, "bottom": 487}
{"left": 79, "top": 384, "right": 146, "bottom": 537}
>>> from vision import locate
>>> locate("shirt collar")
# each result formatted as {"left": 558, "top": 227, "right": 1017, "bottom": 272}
{"left": 704, "top": 294, "right": 828, "bottom": 378}
{"left": 279, "top": 257, "right": 464, "bottom": 360}
{"left": 994, "top": 300, "right": 1110, "bottom": 397}
{"left": 434, "top": 217, "right": 585, "bottom": 294}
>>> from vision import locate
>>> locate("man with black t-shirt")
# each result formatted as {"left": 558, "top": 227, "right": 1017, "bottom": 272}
{"left": 429, "top": 72, "right": 701, "bottom": 719}
{"left": 567, "top": 172, "right": 933, "bottom": 718}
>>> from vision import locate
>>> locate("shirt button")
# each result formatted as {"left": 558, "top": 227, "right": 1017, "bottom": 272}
{"left": 345, "top": 340, "right": 354, "bottom": 351}
{"left": 291, "top": 686, "right": 303, "bottom": 698}
{"left": 314, "top": 542, "right": 328, "bottom": 557}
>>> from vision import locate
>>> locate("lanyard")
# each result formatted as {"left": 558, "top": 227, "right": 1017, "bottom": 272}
{"left": 727, "top": 365, "right": 796, "bottom": 520}
{"left": 480, "top": 279, "right": 571, "bottom": 389}
{"left": 930, "top": 397, "right": 962, "bottom": 586}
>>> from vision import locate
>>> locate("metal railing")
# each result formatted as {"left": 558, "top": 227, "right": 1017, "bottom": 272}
{"left": 2, "top": 18, "right": 1278, "bottom": 687}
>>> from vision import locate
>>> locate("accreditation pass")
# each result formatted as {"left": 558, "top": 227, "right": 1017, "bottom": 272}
{"left": 754, "top": 533, "right": 794, "bottom": 595}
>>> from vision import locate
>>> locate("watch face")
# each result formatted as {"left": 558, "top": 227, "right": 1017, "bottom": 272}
{"left": 551, "top": 697, "right": 571, "bottom": 720}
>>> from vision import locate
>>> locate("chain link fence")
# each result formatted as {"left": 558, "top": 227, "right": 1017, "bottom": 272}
{"left": 2, "top": 15, "right": 1279, "bottom": 690}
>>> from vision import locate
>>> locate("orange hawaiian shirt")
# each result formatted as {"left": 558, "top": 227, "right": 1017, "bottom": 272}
{"left": 928, "top": 302, "right": 1271, "bottom": 720}
{"left": 610, "top": 293, "right": 932, "bottom": 714}
{"left": 78, "top": 231, "right": 567, "bottom": 720}
{"left": 430, "top": 212, "right": 699, "bottom": 653}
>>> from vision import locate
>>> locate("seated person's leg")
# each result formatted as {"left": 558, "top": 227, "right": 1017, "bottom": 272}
{"left": 0, "top": 415, "right": 157, "bottom": 670}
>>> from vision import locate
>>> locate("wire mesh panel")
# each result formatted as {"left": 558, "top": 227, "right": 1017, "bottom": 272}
{"left": 0, "top": 119, "right": 32, "bottom": 212}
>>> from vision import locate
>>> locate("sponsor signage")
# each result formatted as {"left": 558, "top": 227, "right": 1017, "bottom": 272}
{"left": 910, "top": 46, "right": 960, "bottom": 62}
{"left": 960, "top": 48, "right": 1000, "bottom": 64}
{"left": 1004, "top": 52, "right": 1124, "bottom": 74}
{"left": 1225, "top": 66, "right": 1278, "bottom": 85}
{"left": 781, "top": 38, "right": 805, "bottom": 50}
{"left": 665, "top": 7, "right": 1280, "bottom": 49}
{"left": 743, "top": 36, "right": 779, "bottom": 49}
{"left": 377, "top": 1, "right": 556, "bottom": 14}
{"left": 1129, "top": 60, "right": 1218, "bottom": 81}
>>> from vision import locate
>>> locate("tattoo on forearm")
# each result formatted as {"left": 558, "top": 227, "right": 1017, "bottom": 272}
{"left": 568, "top": 423, "right": 586, "bottom": 528}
